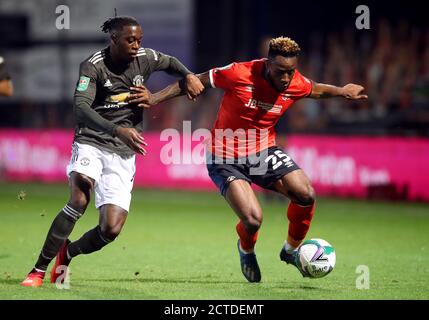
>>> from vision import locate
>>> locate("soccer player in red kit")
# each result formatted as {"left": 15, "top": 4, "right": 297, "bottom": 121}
{"left": 131, "top": 37, "right": 367, "bottom": 282}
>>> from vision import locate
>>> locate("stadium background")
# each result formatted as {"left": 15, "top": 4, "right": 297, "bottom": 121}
{"left": 0, "top": 0, "right": 428, "bottom": 300}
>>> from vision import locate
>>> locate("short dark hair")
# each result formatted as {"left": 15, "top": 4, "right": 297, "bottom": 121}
{"left": 101, "top": 16, "right": 140, "bottom": 35}
{"left": 268, "top": 36, "right": 301, "bottom": 58}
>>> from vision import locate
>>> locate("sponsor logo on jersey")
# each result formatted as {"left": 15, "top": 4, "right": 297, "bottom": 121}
{"left": 244, "top": 98, "right": 282, "bottom": 114}
{"left": 104, "top": 92, "right": 130, "bottom": 108}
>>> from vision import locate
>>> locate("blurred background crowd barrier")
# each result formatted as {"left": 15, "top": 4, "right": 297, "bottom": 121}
{"left": 1, "top": 131, "right": 428, "bottom": 201}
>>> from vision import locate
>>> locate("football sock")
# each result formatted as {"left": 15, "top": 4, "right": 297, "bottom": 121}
{"left": 236, "top": 220, "right": 259, "bottom": 253}
{"left": 34, "top": 205, "right": 82, "bottom": 271}
{"left": 287, "top": 201, "right": 315, "bottom": 245}
{"left": 67, "top": 225, "right": 112, "bottom": 258}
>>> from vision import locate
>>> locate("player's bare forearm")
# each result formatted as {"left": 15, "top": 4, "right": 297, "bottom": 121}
{"left": 151, "top": 81, "right": 185, "bottom": 105}
{"left": 148, "top": 72, "right": 211, "bottom": 106}
{"left": 310, "top": 83, "right": 343, "bottom": 98}
{"left": 310, "top": 82, "right": 368, "bottom": 100}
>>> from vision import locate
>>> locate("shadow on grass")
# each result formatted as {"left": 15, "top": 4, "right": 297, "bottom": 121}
{"left": 83, "top": 278, "right": 333, "bottom": 291}
{"left": 0, "top": 278, "right": 159, "bottom": 299}
{"left": 0, "top": 277, "right": 333, "bottom": 294}
{"left": 84, "top": 277, "right": 246, "bottom": 285}
{"left": 0, "top": 278, "right": 21, "bottom": 285}
{"left": 0, "top": 277, "right": 245, "bottom": 286}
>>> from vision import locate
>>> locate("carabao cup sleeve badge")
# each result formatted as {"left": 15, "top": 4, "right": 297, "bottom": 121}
{"left": 77, "top": 76, "right": 90, "bottom": 91}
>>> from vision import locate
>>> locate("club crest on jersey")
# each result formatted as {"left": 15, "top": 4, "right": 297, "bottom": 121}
{"left": 133, "top": 75, "right": 145, "bottom": 86}
{"left": 281, "top": 94, "right": 291, "bottom": 101}
{"left": 80, "top": 157, "right": 90, "bottom": 166}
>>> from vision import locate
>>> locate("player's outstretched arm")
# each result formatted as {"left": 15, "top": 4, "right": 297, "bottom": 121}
{"left": 148, "top": 50, "right": 204, "bottom": 100}
{"left": 309, "top": 82, "right": 368, "bottom": 100}
{"left": 129, "top": 72, "right": 211, "bottom": 108}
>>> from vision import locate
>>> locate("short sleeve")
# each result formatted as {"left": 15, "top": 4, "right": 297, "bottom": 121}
{"left": 208, "top": 63, "right": 239, "bottom": 90}
{"left": 293, "top": 70, "right": 313, "bottom": 99}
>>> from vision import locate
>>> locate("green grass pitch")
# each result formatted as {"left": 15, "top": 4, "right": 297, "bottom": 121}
{"left": 0, "top": 182, "right": 428, "bottom": 299}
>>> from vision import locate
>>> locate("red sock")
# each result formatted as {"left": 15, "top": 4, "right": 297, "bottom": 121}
{"left": 287, "top": 202, "right": 315, "bottom": 242}
{"left": 236, "top": 221, "right": 259, "bottom": 251}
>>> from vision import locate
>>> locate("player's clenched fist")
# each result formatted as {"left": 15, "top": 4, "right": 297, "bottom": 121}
{"left": 184, "top": 74, "right": 204, "bottom": 101}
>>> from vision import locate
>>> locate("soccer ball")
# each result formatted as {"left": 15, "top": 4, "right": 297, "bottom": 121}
{"left": 298, "top": 238, "right": 336, "bottom": 278}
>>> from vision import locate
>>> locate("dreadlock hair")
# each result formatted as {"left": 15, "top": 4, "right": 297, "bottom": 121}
{"left": 100, "top": 16, "right": 140, "bottom": 35}
{"left": 268, "top": 36, "right": 301, "bottom": 58}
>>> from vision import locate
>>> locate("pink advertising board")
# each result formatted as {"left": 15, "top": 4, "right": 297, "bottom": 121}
{"left": 0, "top": 130, "right": 428, "bottom": 201}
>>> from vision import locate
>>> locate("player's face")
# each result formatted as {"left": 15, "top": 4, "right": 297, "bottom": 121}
{"left": 266, "top": 55, "right": 297, "bottom": 92}
{"left": 115, "top": 25, "right": 143, "bottom": 61}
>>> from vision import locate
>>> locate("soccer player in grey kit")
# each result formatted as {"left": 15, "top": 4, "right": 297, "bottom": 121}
{"left": 22, "top": 16, "right": 204, "bottom": 287}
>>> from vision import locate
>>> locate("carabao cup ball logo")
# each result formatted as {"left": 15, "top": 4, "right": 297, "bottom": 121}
{"left": 133, "top": 75, "right": 145, "bottom": 86}
{"left": 298, "top": 238, "right": 336, "bottom": 278}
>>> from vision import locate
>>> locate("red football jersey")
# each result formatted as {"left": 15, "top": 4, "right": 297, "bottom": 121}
{"left": 208, "top": 59, "right": 312, "bottom": 158}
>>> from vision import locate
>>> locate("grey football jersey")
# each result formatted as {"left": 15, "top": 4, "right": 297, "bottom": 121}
{"left": 73, "top": 47, "right": 190, "bottom": 157}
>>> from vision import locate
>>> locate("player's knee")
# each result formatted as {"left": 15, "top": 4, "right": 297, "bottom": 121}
{"left": 294, "top": 185, "right": 316, "bottom": 206}
{"left": 68, "top": 173, "right": 93, "bottom": 211}
{"left": 242, "top": 210, "right": 263, "bottom": 233}
{"left": 100, "top": 222, "right": 123, "bottom": 241}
